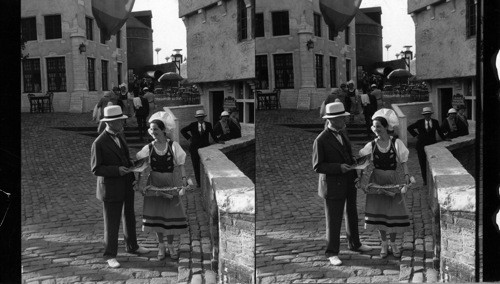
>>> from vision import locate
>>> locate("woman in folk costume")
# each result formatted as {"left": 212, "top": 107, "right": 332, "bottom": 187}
{"left": 357, "top": 108, "right": 411, "bottom": 259}
{"left": 135, "top": 111, "right": 189, "bottom": 260}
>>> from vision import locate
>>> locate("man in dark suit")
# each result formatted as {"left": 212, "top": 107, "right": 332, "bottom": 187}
{"left": 313, "top": 102, "right": 372, "bottom": 266}
{"left": 181, "top": 109, "right": 220, "bottom": 187}
{"left": 407, "top": 106, "right": 451, "bottom": 185}
{"left": 91, "top": 105, "right": 148, "bottom": 269}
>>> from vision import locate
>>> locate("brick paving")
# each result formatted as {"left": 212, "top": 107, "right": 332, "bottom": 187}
{"left": 21, "top": 113, "right": 216, "bottom": 284}
{"left": 256, "top": 109, "right": 437, "bottom": 283}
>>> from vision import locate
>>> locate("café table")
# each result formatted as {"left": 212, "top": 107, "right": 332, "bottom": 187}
{"left": 28, "top": 94, "right": 51, "bottom": 113}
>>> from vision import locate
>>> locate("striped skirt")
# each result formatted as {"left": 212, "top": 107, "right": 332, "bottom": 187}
{"left": 364, "top": 169, "right": 410, "bottom": 233}
{"left": 142, "top": 170, "right": 188, "bottom": 235}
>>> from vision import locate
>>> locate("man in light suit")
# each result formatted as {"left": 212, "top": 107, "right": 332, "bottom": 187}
{"left": 312, "top": 102, "right": 372, "bottom": 266}
{"left": 91, "top": 105, "right": 147, "bottom": 268}
{"left": 180, "top": 109, "right": 220, "bottom": 187}
{"left": 407, "top": 106, "right": 450, "bottom": 185}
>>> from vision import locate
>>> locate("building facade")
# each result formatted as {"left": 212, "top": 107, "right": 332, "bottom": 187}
{"left": 355, "top": 7, "right": 383, "bottom": 77}
{"left": 409, "top": 0, "right": 477, "bottom": 122}
{"left": 21, "top": 0, "right": 127, "bottom": 113}
{"left": 255, "top": 0, "right": 357, "bottom": 109}
{"left": 179, "top": 0, "right": 255, "bottom": 124}
{"left": 126, "top": 11, "right": 153, "bottom": 81}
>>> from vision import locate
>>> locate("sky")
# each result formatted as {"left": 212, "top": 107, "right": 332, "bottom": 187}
{"left": 132, "top": 0, "right": 187, "bottom": 65}
{"left": 131, "top": 0, "right": 415, "bottom": 64}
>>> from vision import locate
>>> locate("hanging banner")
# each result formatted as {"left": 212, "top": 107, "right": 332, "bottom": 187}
{"left": 320, "top": 0, "right": 363, "bottom": 37}
{"left": 92, "top": 0, "right": 135, "bottom": 41}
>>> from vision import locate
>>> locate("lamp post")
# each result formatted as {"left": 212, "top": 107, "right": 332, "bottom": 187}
{"left": 154, "top": 47, "right": 161, "bottom": 65}
{"left": 171, "top": 49, "right": 183, "bottom": 74}
{"left": 402, "top": 46, "right": 413, "bottom": 70}
{"left": 384, "top": 44, "right": 391, "bottom": 61}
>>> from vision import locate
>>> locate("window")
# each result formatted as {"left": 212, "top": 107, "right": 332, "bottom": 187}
{"left": 46, "top": 57, "right": 66, "bottom": 92}
{"left": 117, "top": 62, "right": 122, "bottom": 85}
{"left": 22, "top": 59, "right": 41, "bottom": 93}
{"left": 21, "top": 17, "right": 37, "bottom": 41}
{"left": 328, "top": 26, "right": 336, "bottom": 41}
{"left": 100, "top": 29, "right": 106, "bottom": 44}
{"left": 329, "top": 57, "right": 337, "bottom": 87}
{"left": 101, "top": 60, "right": 109, "bottom": 91}
{"left": 315, "top": 54, "right": 324, "bottom": 88}
{"left": 85, "top": 17, "right": 93, "bottom": 40}
{"left": 116, "top": 29, "right": 121, "bottom": 48}
{"left": 44, "top": 15, "right": 62, "bottom": 40}
{"left": 255, "top": 13, "right": 264, "bottom": 37}
{"left": 87, "top": 58, "right": 96, "bottom": 91}
{"left": 273, "top": 53, "right": 294, "bottom": 89}
{"left": 344, "top": 25, "right": 350, "bottom": 45}
{"left": 314, "top": 13, "right": 322, "bottom": 37}
{"left": 256, "top": 55, "right": 269, "bottom": 89}
{"left": 238, "top": 0, "right": 248, "bottom": 41}
{"left": 272, "top": 11, "right": 289, "bottom": 36}
{"left": 466, "top": 0, "right": 476, "bottom": 37}
{"left": 346, "top": 59, "right": 351, "bottom": 82}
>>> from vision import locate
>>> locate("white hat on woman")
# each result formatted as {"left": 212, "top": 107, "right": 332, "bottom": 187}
{"left": 322, "top": 102, "right": 350, "bottom": 119}
{"left": 100, "top": 105, "right": 128, "bottom": 122}
{"left": 220, "top": 111, "right": 230, "bottom": 117}
{"left": 372, "top": 108, "right": 399, "bottom": 131}
{"left": 448, "top": 108, "right": 457, "bottom": 114}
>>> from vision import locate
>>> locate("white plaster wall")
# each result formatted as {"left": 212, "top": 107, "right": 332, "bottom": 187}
{"left": 255, "top": 0, "right": 356, "bottom": 109}
{"left": 411, "top": 0, "right": 476, "bottom": 81}
{"left": 21, "top": 0, "right": 127, "bottom": 113}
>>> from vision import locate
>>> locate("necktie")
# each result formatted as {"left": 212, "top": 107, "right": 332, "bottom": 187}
{"left": 330, "top": 129, "right": 343, "bottom": 145}
{"left": 108, "top": 132, "right": 121, "bottom": 148}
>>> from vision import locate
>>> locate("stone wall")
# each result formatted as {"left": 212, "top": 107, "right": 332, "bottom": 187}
{"left": 426, "top": 133, "right": 476, "bottom": 282}
{"left": 198, "top": 129, "right": 255, "bottom": 284}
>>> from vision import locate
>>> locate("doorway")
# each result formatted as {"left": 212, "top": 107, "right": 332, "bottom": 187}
{"left": 439, "top": 88, "right": 453, "bottom": 121}
{"left": 211, "top": 91, "right": 224, "bottom": 123}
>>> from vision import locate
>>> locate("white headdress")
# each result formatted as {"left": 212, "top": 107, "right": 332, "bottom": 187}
{"left": 372, "top": 108, "right": 399, "bottom": 131}
{"left": 149, "top": 111, "right": 176, "bottom": 136}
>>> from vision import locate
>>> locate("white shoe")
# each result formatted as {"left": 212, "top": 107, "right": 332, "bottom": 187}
{"left": 380, "top": 241, "right": 388, "bottom": 258}
{"left": 157, "top": 244, "right": 166, "bottom": 260}
{"left": 356, "top": 244, "right": 373, "bottom": 252}
{"left": 328, "top": 256, "right": 342, "bottom": 266}
{"left": 167, "top": 244, "right": 178, "bottom": 260}
{"left": 131, "top": 246, "right": 149, "bottom": 255}
{"left": 107, "top": 258, "right": 120, "bottom": 268}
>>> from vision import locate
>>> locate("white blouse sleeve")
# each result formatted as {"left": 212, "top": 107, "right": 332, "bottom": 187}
{"left": 136, "top": 144, "right": 151, "bottom": 160}
{"left": 394, "top": 139, "right": 409, "bottom": 163}
{"left": 359, "top": 141, "right": 373, "bottom": 157}
{"left": 171, "top": 141, "right": 187, "bottom": 165}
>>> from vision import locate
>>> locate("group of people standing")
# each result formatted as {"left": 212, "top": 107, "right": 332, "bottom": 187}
{"left": 321, "top": 82, "right": 383, "bottom": 135}
{"left": 94, "top": 84, "right": 156, "bottom": 139}
{"left": 91, "top": 103, "right": 242, "bottom": 268}
{"left": 314, "top": 99, "right": 470, "bottom": 266}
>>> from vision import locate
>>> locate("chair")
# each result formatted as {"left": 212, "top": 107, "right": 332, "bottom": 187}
{"left": 27, "top": 94, "right": 38, "bottom": 113}
{"left": 273, "top": 88, "right": 281, "bottom": 109}
{"left": 256, "top": 91, "right": 266, "bottom": 110}
{"left": 44, "top": 92, "right": 54, "bottom": 112}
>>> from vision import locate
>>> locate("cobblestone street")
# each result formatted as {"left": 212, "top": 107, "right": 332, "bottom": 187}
{"left": 256, "top": 109, "right": 437, "bottom": 283}
{"left": 21, "top": 113, "right": 216, "bottom": 284}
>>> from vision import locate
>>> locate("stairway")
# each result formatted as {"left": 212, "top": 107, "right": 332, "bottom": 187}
{"left": 54, "top": 126, "right": 149, "bottom": 149}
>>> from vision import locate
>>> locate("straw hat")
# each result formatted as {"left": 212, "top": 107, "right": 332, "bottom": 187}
{"left": 322, "top": 102, "right": 350, "bottom": 119}
{"left": 220, "top": 111, "right": 230, "bottom": 117}
{"left": 421, "top": 107, "right": 433, "bottom": 115}
{"left": 195, "top": 110, "right": 207, "bottom": 117}
{"left": 100, "top": 105, "right": 128, "bottom": 122}
{"left": 448, "top": 108, "right": 457, "bottom": 114}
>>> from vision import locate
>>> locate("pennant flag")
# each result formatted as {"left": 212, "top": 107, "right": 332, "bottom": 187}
{"left": 92, "top": 0, "right": 135, "bottom": 41}
{"left": 320, "top": 0, "right": 362, "bottom": 37}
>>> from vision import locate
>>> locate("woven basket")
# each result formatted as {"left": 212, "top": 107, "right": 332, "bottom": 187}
{"left": 363, "top": 184, "right": 404, "bottom": 196}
